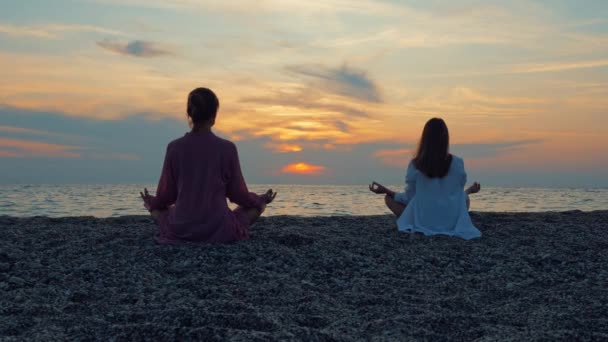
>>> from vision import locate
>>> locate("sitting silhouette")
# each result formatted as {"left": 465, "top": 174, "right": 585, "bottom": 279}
{"left": 140, "top": 87, "right": 276, "bottom": 244}
{"left": 369, "top": 118, "right": 481, "bottom": 239}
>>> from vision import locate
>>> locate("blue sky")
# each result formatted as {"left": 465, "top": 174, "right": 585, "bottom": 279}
{"left": 1, "top": 0, "right": 607, "bottom": 187}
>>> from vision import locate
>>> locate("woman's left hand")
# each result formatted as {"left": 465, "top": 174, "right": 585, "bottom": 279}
{"left": 261, "top": 189, "right": 277, "bottom": 204}
{"left": 140, "top": 188, "right": 154, "bottom": 211}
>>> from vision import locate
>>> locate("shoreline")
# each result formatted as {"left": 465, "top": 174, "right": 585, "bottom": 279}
{"left": 2, "top": 208, "right": 607, "bottom": 220}
{"left": 1, "top": 211, "right": 607, "bottom": 340}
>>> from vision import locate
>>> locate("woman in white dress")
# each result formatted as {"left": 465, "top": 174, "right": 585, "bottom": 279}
{"left": 369, "top": 118, "right": 482, "bottom": 240}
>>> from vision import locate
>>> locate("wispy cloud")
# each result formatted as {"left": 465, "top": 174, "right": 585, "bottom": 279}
{"left": 415, "top": 59, "right": 608, "bottom": 79}
{"left": 372, "top": 140, "right": 544, "bottom": 168}
{"left": 453, "top": 140, "right": 544, "bottom": 159}
{"left": 373, "top": 148, "right": 414, "bottom": 167}
{"left": 0, "top": 23, "right": 122, "bottom": 39}
{"left": 0, "top": 137, "right": 83, "bottom": 158}
{"left": 253, "top": 122, "right": 351, "bottom": 143}
{"left": 265, "top": 143, "right": 303, "bottom": 153}
{"left": 448, "top": 87, "right": 546, "bottom": 105}
{"left": 0, "top": 125, "right": 50, "bottom": 135}
{"left": 87, "top": 0, "right": 407, "bottom": 15}
{"left": 511, "top": 59, "right": 608, "bottom": 74}
{"left": 0, "top": 125, "right": 82, "bottom": 140}
{"left": 97, "top": 39, "right": 174, "bottom": 58}
{"left": 315, "top": 29, "right": 511, "bottom": 49}
{"left": 287, "top": 64, "right": 382, "bottom": 103}
{"left": 0, "top": 51, "right": 185, "bottom": 119}
{"left": 243, "top": 90, "right": 370, "bottom": 117}
{"left": 90, "top": 153, "right": 140, "bottom": 160}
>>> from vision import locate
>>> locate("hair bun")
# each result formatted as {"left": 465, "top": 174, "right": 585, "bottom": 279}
{"left": 187, "top": 88, "right": 219, "bottom": 125}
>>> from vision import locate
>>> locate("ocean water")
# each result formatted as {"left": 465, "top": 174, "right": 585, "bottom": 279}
{"left": 0, "top": 184, "right": 606, "bottom": 218}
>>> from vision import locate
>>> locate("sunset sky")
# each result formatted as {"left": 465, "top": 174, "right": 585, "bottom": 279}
{"left": 1, "top": 0, "right": 607, "bottom": 187}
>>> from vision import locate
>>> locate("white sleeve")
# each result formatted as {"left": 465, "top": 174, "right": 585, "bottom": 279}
{"left": 394, "top": 161, "right": 416, "bottom": 205}
{"left": 460, "top": 158, "right": 467, "bottom": 188}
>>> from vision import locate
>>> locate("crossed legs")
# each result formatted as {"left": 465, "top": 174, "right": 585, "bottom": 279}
{"left": 384, "top": 195, "right": 406, "bottom": 217}
{"left": 383, "top": 182, "right": 481, "bottom": 215}
{"left": 149, "top": 205, "right": 264, "bottom": 226}
{"left": 234, "top": 205, "right": 265, "bottom": 225}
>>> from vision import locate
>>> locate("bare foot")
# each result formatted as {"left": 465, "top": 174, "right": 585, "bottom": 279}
{"left": 465, "top": 182, "right": 481, "bottom": 195}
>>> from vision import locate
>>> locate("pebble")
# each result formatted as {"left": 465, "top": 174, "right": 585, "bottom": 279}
{"left": 8, "top": 276, "right": 25, "bottom": 286}
{"left": 0, "top": 212, "right": 607, "bottom": 340}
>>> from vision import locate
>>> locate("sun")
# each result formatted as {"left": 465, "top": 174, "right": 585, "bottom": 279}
{"left": 281, "top": 162, "right": 326, "bottom": 175}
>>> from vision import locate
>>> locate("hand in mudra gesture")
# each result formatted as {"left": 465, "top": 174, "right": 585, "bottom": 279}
{"left": 139, "top": 187, "right": 154, "bottom": 211}
{"left": 369, "top": 181, "right": 389, "bottom": 194}
{"left": 261, "top": 189, "right": 277, "bottom": 204}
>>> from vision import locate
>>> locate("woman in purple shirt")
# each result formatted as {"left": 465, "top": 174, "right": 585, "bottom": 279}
{"left": 140, "top": 88, "right": 276, "bottom": 244}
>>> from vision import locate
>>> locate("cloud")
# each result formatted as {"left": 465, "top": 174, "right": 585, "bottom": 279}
{"left": 0, "top": 136, "right": 140, "bottom": 160}
{"left": 0, "top": 125, "right": 82, "bottom": 140}
{"left": 0, "top": 125, "right": 54, "bottom": 135}
{"left": 281, "top": 162, "right": 326, "bottom": 175}
{"left": 89, "top": 0, "right": 406, "bottom": 16}
{"left": 373, "top": 148, "right": 414, "bottom": 167}
{"left": 372, "top": 140, "right": 543, "bottom": 168}
{"left": 315, "top": 29, "right": 511, "bottom": 49}
{"left": 0, "top": 150, "right": 22, "bottom": 157}
{"left": 243, "top": 91, "right": 371, "bottom": 117}
{"left": 0, "top": 137, "right": 83, "bottom": 158}
{"left": 0, "top": 50, "right": 190, "bottom": 120}
{"left": 414, "top": 58, "right": 608, "bottom": 79}
{"left": 97, "top": 40, "right": 173, "bottom": 58}
{"left": 90, "top": 153, "right": 140, "bottom": 160}
{"left": 511, "top": 59, "right": 608, "bottom": 74}
{"left": 452, "top": 140, "right": 544, "bottom": 160}
{"left": 230, "top": 88, "right": 371, "bottom": 144}
{"left": 0, "top": 23, "right": 122, "bottom": 39}
{"left": 265, "top": 143, "right": 303, "bottom": 153}
{"left": 286, "top": 65, "right": 382, "bottom": 103}
{"left": 256, "top": 126, "right": 349, "bottom": 143}
{"left": 0, "top": 106, "right": 180, "bottom": 163}
{"left": 0, "top": 107, "right": 604, "bottom": 186}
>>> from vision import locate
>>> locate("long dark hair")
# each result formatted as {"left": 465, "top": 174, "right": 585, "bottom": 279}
{"left": 413, "top": 118, "right": 452, "bottom": 178}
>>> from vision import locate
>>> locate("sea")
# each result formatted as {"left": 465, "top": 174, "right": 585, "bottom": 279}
{"left": 0, "top": 184, "right": 606, "bottom": 218}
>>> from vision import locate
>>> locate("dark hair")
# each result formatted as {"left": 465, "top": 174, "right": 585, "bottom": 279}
{"left": 413, "top": 118, "right": 452, "bottom": 178}
{"left": 187, "top": 87, "right": 219, "bottom": 125}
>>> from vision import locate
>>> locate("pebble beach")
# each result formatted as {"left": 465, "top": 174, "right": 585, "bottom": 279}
{"left": 1, "top": 211, "right": 607, "bottom": 340}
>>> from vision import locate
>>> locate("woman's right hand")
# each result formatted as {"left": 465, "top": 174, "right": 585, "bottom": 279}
{"left": 261, "top": 189, "right": 277, "bottom": 204}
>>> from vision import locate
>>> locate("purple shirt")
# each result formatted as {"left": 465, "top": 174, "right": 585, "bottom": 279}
{"left": 148, "top": 131, "right": 265, "bottom": 244}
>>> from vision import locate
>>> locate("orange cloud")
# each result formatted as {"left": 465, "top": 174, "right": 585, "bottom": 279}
{"left": 0, "top": 125, "right": 81, "bottom": 140}
{"left": 0, "top": 125, "right": 52, "bottom": 134}
{"left": 0, "top": 150, "right": 21, "bottom": 157}
{"left": 265, "top": 143, "right": 303, "bottom": 153}
{"left": 281, "top": 162, "right": 326, "bottom": 175}
{"left": 0, "top": 137, "right": 83, "bottom": 158}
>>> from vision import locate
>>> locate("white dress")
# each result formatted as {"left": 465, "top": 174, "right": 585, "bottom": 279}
{"left": 394, "top": 156, "right": 481, "bottom": 240}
